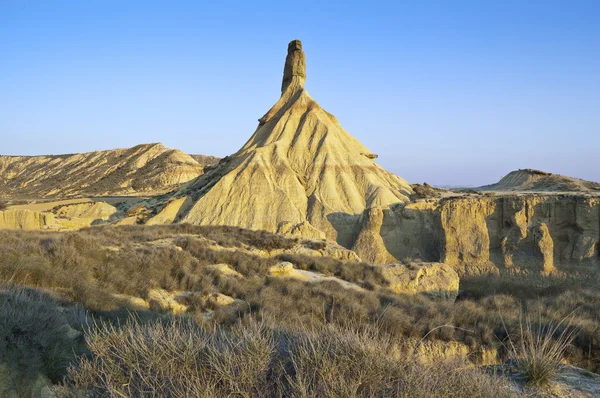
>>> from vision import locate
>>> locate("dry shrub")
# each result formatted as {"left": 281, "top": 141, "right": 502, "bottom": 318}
{"left": 60, "top": 317, "right": 513, "bottom": 398}
{"left": 1, "top": 226, "right": 599, "bottom": 376}
{"left": 506, "top": 312, "right": 578, "bottom": 386}
{"left": 0, "top": 286, "right": 87, "bottom": 384}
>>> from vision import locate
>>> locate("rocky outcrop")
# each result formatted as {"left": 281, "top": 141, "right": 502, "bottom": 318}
{"left": 277, "top": 221, "right": 327, "bottom": 240}
{"left": 152, "top": 40, "right": 412, "bottom": 244}
{"left": 377, "top": 262, "right": 459, "bottom": 301}
{"left": 534, "top": 223, "right": 555, "bottom": 273}
{"left": 280, "top": 39, "right": 306, "bottom": 94}
{"left": 53, "top": 201, "right": 118, "bottom": 220}
{"left": 0, "top": 209, "right": 56, "bottom": 230}
{"left": 352, "top": 201, "right": 441, "bottom": 265}
{"left": 352, "top": 195, "right": 600, "bottom": 275}
{"left": 0, "top": 203, "right": 123, "bottom": 231}
{"left": 147, "top": 197, "right": 190, "bottom": 225}
{"left": 268, "top": 261, "right": 459, "bottom": 300}
{"left": 0, "top": 143, "right": 208, "bottom": 199}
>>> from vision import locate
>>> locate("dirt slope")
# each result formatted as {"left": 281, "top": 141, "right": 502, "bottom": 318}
{"left": 478, "top": 169, "right": 600, "bottom": 192}
{"left": 150, "top": 40, "right": 413, "bottom": 245}
{"left": 0, "top": 143, "right": 211, "bottom": 199}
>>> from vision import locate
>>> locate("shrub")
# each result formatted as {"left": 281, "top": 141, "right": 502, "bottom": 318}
{"left": 60, "top": 317, "right": 513, "bottom": 397}
{"left": 506, "top": 312, "right": 578, "bottom": 386}
{"left": 0, "top": 286, "right": 86, "bottom": 385}
{"left": 0, "top": 200, "right": 7, "bottom": 211}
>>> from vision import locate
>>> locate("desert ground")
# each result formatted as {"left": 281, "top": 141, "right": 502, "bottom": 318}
{"left": 1, "top": 40, "right": 599, "bottom": 397}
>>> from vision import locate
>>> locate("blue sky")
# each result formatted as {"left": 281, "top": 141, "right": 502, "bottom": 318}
{"left": 1, "top": 0, "right": 598, "bottom": 186}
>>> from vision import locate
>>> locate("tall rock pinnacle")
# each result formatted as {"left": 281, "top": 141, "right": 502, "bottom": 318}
{"left": 281, "top": 40, "right": 306, "bottom": 93}
{"left": 153, "top": 39, "right": 413, "bottom": 248}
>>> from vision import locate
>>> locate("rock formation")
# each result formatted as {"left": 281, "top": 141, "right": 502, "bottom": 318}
{"left": 150, "top": 40, "right": 413, "bottom": 244}
{"left": 477, "top": 169, "right": 600, "bottom": 192}
{"left": 0, "top": 143, "right": 212, "bottom": 199}
{"left": 0, "top": 201, "right": 123, "bottom": 231}
{"left": 351, "top": 195, "right": 600, "bottom": 275}
{"left": 0, "top": 209, "right": 56, "bottom": 230}
{"left": 377, "top": 262, "right": 459, "bottom": 301}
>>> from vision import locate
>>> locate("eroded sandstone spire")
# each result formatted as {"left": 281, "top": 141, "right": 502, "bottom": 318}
{"left": 281, "top": 40, "right": 306, "bottom": 93}
{"left": 151, "top": 39, "right": 413, "bottom": 248}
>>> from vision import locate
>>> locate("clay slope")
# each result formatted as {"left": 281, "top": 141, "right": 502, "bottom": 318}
{"left": 152, "top": 40, "right": 412, "bottom": 244}
{"left": 478, "top": 169, "right": 600, "bottom": 192}
{"left": 0, "top": 143, "right": 208, "bottom": 199}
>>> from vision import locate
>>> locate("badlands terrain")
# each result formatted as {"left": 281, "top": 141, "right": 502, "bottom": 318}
{"left": 1, "top": 41, "right": 600, "bottom": 397}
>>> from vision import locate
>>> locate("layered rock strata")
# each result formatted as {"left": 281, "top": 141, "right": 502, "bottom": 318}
{"left": 150, "top": 40, "right": 413, "bottom": 244}
{"left": 352, "top": 195, "right": 600, "bottom": 275}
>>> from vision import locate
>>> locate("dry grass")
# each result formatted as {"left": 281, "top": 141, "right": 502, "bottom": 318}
{"left": 0, "top": 225, "right": 599, "bottom": 395}
{"left": 505, "top": 312, "right": 578, "bottom": 386}
{"left": 56, "top": 317, "right": 513, "bottom": 398}
{"left": 0, "top": 286, "right": 87, "bottom": 383}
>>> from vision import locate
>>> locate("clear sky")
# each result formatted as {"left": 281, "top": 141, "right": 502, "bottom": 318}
{"left": 1, "top": 0, "right": 598, "bottom": 186}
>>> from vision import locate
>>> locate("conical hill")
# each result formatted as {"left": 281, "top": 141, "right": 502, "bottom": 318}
{"left": 151, "top": 40, "right": 413, "bottom": 245}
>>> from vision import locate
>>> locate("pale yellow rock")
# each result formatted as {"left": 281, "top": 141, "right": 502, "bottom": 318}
{"left": 205, "top": 292, "right": 237, "bottom": 307}
{"left": 277, "top": 221, "right": 327, "bottom": 240}
{"left": 112, "top": 293, "right": 151, "bottom": 310}
{"left": 163, "top": 40, "right": 412, "bottom": 245}
{"left": 352, "top": 201, "right": 440, "bottom": 265}
{"left": 352, "top": 206, "right": 401, "bottom": 264}
{"left": 0, "top": 143, "right": 207, "bottom": 198}
{"left": 147, "top": 196, "right": 189, "bottom": 225}
{"left": 205, "top": 263, "right": 243, "bottom": 277}
{"left": 269, "top": 261, "right": 363, "bottom": 290}
{"left": 0, "top": 209, "right": 56, "bottom": 230}
{"left": 438, "top": 198, "right": 496, "bottom": 274}
{"left": 377, "top": 262, "right": 460, "bottom": 301}
{"left": 535, "top": 222, "right": 555, "bottom": 273}
{"left": 351, "top": 195, "right": 600, "bottom": 276}
{"left": 147, "top": 289, "right": 189, "bottom": 314}
{"left": 269, "top": 261, "right": 295, "bottom": 276}
{"left": 53, "top": 201, "right": 117, "bottom": 220}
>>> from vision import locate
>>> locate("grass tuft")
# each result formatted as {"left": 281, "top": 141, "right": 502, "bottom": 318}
{"left": 507, "top": 311, "right": 578, "bottom": 386}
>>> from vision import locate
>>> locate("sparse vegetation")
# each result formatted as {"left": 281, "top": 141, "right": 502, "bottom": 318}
{"left": 0, "top": 225, "right": 598, "bottom": 396}
{"left": 0, "top": 286, "right": 87, "bottom": 388}
{"left": 57, "top": 317, "right": 512, "bottom": 397}
{"left": 506, "top": 312, "right": 578, "bottom": 386}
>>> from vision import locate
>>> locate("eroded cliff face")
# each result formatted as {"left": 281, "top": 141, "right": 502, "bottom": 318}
{"left": 351, "top": 195, "right": 600, "bottom": 275}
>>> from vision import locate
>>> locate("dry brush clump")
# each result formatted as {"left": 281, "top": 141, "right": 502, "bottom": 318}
{"left": 57, "top": 317, "right": 513, "bottom": 398}
{"left": 504, "top": 312, "right": 579, "bottom": 386}
{"left": 0, "top": 286, "right": 87, "bottom": 388}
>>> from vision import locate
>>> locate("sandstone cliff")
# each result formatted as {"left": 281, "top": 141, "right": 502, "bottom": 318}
{"left": 149, "top": 40, "right": 413, "bottom": 244}
{"left": 352, "top": 195, "right": 600, "bottom": 275}
{"left": 0, "top": 143, "right": 210, "bottom": 199}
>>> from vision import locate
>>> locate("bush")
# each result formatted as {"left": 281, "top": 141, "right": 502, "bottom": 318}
{"left": 60, "top": 317, "right": 513, "bottom": 397}
{"left": 1, "top": 226, "right": 599, "bottom": 376}
{"left": 0, "top": 200, "right": 7, "bottom": 211}
{"left": 0, "top": 286, "right": 86, "bottom": 386}
{"left": 506, "top": 312, "right": 578, "bottom": 386}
